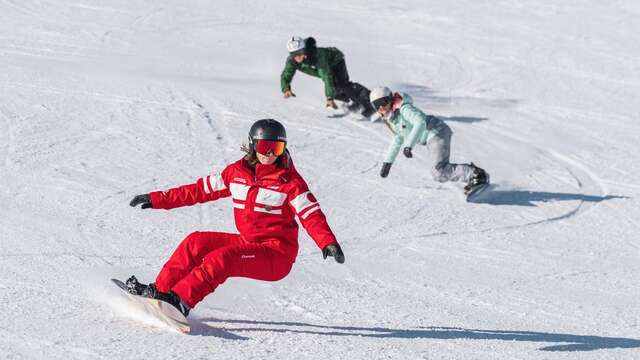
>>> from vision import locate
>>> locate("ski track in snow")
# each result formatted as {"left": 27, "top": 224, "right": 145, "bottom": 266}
{"left": 355, "top": 104, "right": 615, "bottom": 242}
{"left": 468, "top": 121, "right": 608, "bottom": 230}
{"left": 0, "top": 109, "right": 12, "bottom": 169}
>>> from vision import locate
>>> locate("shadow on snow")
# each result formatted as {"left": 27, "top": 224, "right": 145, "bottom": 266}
{"left": 192, "top": 318, "right": 639, "bottom": 351}
{"left": 467, "top": 185, "right": 628, "bottom": 206}
{"left": 394, "top": 82, "right": 520, "bottom": 124}
{"left": 438, "top": 115, "right": 488, "bottom": 123}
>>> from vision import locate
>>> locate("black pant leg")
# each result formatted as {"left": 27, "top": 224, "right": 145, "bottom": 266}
{"left": 332, "top": 60, "right": 350, "bottom": 84}
{"left": 348, "top": 82, "right": 375, "bottom": 115}
{"left": 331, "top": 60, "right": 351, "bottom": 102}
{"left": 331, "top": 60, "right": 375, "bottom": 115}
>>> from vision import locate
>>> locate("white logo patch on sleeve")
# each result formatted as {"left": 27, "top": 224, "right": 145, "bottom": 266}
{"left": 203, "top": 174, "right": 227, "bottom": 194}
{"left": 290, "top": 191, "right": 318, "bottom": 214}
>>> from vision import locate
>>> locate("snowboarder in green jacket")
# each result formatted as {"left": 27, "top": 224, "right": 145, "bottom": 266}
{"left": 280, "top": 36, "right": 375, "bottom": 118}
{"left": 370, "top": 86, "right": 489, "bottom": 194}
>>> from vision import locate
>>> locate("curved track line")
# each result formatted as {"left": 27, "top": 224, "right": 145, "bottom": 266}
{"left": 483, "top": 122, "right": 607, "bottom": 219}
{"left": 0, "top": 109, "right": 11, "bottom": 168}
{"left": 380, "top": 121, "right": 612, "bottom": 242}
{"left": 0, "top": 108, "right": 21, "bottom": 170}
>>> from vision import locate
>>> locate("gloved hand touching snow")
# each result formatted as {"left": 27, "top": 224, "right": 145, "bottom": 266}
{"left": 380, "top": 162, "right": 392, "bottom": 178}
{"left": 403, "top": 147, "right": 413, "bottom": 158}
{"left": 130, "top": 194, "right": 152, "bottom": 209}
{"left": 322, "top": 244, "right": 345, "bottom": 264}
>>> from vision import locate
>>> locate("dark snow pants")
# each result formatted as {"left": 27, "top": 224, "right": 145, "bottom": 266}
{"left": 331, "top": 60, "right": 375, "bottom": 115}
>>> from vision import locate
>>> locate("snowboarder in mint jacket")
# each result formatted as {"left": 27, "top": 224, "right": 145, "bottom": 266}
{"left": 369, "top": 86, "right": 489, "bottom": 193}
{"left": 127, "top": 119, "right": 345, "bottom": 317}
{"left": 280, "top": 36, "right": 376, "bottom": 118}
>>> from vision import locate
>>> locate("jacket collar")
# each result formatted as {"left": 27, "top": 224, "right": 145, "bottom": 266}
{"left": 240, "top": 159, "right": 290, "bottom": 183}
{"left": 391, "top": 93, "right": 404, "bottom": 112}
{"left": 383, "top": 93, "right": 404, "bottom": 122}
{"left": 256, "top": 163, "right": 288, "bottom": 181}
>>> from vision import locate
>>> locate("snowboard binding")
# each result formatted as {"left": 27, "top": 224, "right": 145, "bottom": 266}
{"left": 125, "top": 275, "right": 190, "bottom": 317}
{"left": 464, "top": 163, "right": 489, "bottom": 193}
{"left": 125, "top": 275, "right": 148, "bottom": 296}
{"left": 464, "top": 163, "right": 490, "bottom": 201}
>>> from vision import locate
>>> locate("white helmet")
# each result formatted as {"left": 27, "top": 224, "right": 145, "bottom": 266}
{"left": 287, "top": 36, "right": 306, "bottom": 54}
{"left": 369, "top": 86, "right": 393, "bottom": 108}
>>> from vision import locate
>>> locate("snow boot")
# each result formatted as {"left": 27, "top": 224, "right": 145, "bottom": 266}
{"left": 361, "top": 104, "right": 376, "bottom": 118}
{"left": 125, "top": 275, "right": 149, "bottom": 296}
{"left": 125, "top": 276, "right": 190, "bottom": 317}
{"left": 143, "top": 283, "right": 191, "bottom": 317}
{"left": 346, "top": 100, "right": 362, "bottom": 112}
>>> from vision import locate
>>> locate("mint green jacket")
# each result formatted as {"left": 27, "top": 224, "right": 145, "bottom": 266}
{"left": 383, "top": 93, "right": 445, "bottom": 163}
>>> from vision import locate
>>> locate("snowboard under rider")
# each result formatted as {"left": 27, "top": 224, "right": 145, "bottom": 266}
{"left": 370, "top": 86, "right": 489, "bottom": 192}
{"left": 127, "top": 119, "right": 345, "bottom": 317}
{"left": 280, "top": 36, "right": 376, "bottom": 118}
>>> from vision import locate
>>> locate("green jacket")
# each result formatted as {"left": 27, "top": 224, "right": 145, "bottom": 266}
{"left": 280, "top": 43, "right": 344, "bottom": 98}
{"left": 383, "top": 93, "right": 446, "bottom": 163}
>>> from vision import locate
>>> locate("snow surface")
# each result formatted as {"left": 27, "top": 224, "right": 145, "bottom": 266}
{"left": 1, "top": 1, "right": 639, "bottom": 359}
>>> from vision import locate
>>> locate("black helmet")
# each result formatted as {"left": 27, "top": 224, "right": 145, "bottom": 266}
{"left": 248, "top": 119, "right": 287, "bottom": 149}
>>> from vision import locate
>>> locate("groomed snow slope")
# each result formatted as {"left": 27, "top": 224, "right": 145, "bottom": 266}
{"left": 1, "top": 1, "right": 639, "bottom": 359}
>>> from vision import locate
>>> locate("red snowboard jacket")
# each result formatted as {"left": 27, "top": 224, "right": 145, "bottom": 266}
{"left": 149, "top": 157, "right": 339, "bottom": 259}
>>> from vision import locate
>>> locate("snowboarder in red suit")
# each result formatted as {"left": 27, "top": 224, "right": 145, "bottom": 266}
{"left": 126, "top": 119, "right": 345, "bottom": 316}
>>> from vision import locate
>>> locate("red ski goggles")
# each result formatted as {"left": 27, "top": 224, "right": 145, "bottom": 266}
{"left": 254, "top": 140, "right": 286, "bottom": 156}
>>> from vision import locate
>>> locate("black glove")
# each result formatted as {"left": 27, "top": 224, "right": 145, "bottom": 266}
{"left": 322, "top": 244, "right": 345, "bottom": 264}
{"left": 403, "top": 147, "right": 413, "bottom": 158}
{"left": 130, "top": 194, "right": 152, "bottom": 209}
{"left": 380, "top": 162, "right": 392, "bottom": 178}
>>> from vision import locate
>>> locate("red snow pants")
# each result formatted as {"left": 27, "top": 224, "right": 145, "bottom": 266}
{"left": 154, "top": 231, "right": 295, "bottom": 308}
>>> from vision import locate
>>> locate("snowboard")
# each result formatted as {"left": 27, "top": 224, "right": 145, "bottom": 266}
{"left": 465, "top": 182, "right": 490, "bottom": 202}
{"left": 326, "top": 102, "right": 376, "bottom": 121}
{"left": 465, "top": 173, "right": 491, "bottom": 202}
{"left": 326, "top": 110, "right": 350, "bottom": 118}
{"left": 111, "top": 278, "right": 191, "bottom": 333}
{"left": 326, "top": 104, "right": 353, "bottom": 118}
